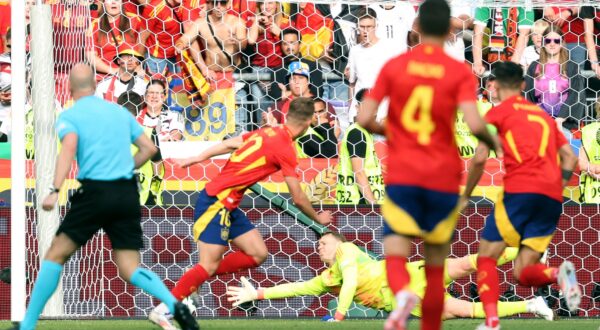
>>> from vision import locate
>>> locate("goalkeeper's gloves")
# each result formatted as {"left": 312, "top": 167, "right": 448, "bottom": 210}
{"left": 226, "top": 276, "right": 262, "bottom": 307}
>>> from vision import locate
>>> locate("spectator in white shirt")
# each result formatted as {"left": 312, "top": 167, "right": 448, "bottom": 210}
{"left": 346, "top": 7, "right": 401, "bottom": 122}
{"left": 96, "top": 46, "right": 147, "bottom": 103}
{"left": 369, "top": 2, "right": 416, "bottom": 54}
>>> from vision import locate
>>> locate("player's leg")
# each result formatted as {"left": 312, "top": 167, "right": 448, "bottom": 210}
{"left": 513, "top": 246, "right": 554, "bottom": 286}
{"left": 381, "top": 185, "right": 423, "bottom": 330}
{"left": 105, "top": 180, "right": 198, "bottom": 330}
{"left": 21, "top": 185, "right": 100, "bottom": 330}
{"left": 515, "top": 194, "right": 580, "bottom": 311}
{"left": 476, "top": 192, "right": 525, "bottom": 329}
{"left": 168, "top": 190, "right": 232, "bottom": 301}
{"left": 152, "top": 190, "right": 230, "bottom": 329}
{"left": 214, "top": 208, "right": 267, "bottom": 275}
{"left": 113, "top": 249, "right": 198, "bottom": 330}
{"left": 421, "top": 242, "right": 449, "bottom": 330}
{"left": 418, "top": 188, "right": 462, "bottom": 330}
{"left": 20, "top": 233, "right": 80, "bottom": 330}
{"left": 171, "top": 241, "right": 229, "bottom": 299}
{"left": 384, "top": 234, "right": 416, "bottom": 330}
{"left": 476, "top": 239, "right": 507, "bottom": 329}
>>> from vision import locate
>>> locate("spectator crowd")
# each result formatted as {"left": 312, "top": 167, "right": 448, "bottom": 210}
{"left": 2, "top": 0, "right": 600, "bottom": 204}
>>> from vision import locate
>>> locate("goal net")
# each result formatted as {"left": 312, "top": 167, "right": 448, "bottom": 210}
{"left": 5, "top": 0, "right": 600, "bottom": 321}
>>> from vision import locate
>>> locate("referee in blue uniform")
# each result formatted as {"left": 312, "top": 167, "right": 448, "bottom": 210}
{"left": 17, "top": 64, "right": 198, "bottom": 330}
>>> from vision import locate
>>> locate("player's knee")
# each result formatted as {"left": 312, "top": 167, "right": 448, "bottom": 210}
{"left": 44, "top": 244, "right": 71, "bottom": 264}
{"left": 252, "top": 248, "right": 268, "bottom": 265}
{"left": 45, "top": 250, "right": 69, "bottom": 265}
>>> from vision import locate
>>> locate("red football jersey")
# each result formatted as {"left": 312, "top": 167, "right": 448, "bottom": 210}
{"left": 90, "top": 16, "right": 143, "bottom": 69}
{"left": 369, "top": 44, "right": 478, "bottom": 193}
{"left": 205, "top": 126, "right": 299, "bottom": 209}
{"left": 143, "top": 0, "right": 202, "bottom": 59}
{"left": 485, "top": 96, "right": 567, "bottom": 202}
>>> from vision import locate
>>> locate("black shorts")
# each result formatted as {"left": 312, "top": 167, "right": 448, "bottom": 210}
{"left": 57, "top": 179, "right": 143, "bottom": 250}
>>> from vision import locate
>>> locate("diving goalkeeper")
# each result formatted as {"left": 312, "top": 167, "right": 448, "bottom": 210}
{"left": 226, "top": 232, "right": 553, "bottom": 322}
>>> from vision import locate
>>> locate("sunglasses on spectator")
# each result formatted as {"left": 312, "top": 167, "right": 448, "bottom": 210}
{"left": 544, "top": 38, "right": 561, "bottom": 45}
{"left": 212, "top": 0, "right": 228, "bottom": 6}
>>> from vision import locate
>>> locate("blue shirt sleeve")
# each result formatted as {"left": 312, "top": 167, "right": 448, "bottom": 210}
{"left": 128, "top": 112, "right": 144, "bottom": 143}
{"left": 56, "top": 113, "right": 78, "bottom": 140}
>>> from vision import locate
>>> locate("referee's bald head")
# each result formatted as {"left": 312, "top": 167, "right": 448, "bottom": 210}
{"left": 69, "top": 63, "right": 96, "bottom": 98}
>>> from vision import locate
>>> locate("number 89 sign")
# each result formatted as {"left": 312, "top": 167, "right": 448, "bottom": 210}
{"left": 184, "top": 85, "right": 237, "bottom": 141}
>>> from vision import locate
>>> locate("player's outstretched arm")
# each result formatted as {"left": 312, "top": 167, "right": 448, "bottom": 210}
{"left": 226, "top": 276, "right": 329, "bottom": 306}
{"left": 175, "top": 136, "right": 244, "bottom": 168}
{"left": 333, "top": 263, "right": 360, "bottom": 321}
{"left": 463, "top": 143, "right": 489, "bottom": 201}
{"left": 284, "top": 176, "right": 332, "bottom": 225}
{"left": 42, "top": 133, "right": 78, "bottom": 211}
{"left": 558, "top": 143, "right": 578, "bottom": 187}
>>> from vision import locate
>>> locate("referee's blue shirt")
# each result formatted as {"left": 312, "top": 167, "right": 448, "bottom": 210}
{"left": 56, "top": 95, "right": 144, "bottom": 180}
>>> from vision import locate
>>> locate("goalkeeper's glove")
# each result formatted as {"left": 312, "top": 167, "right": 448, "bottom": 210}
{"left": 226, "top": 276, "right": 261, "bottom": 307}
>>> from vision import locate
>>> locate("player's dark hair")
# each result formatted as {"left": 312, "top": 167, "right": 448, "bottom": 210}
{"left": 321, "top": 231, "right": 347, "bottom": 242}
{"left": 117, "top": 91, "right": 144, "bottom": 116}
{"left": 286, "top": 97, "right": 315, "bottom": 123}
{"left": 355, "top": 88, "right": 369, "bottom": 103}
{"left": 355, "top": 7, "right": 377, "bottom": 21}
{"left": 491, "top": 61, "right": 524, "bottom": 90}
{"left": 281, "top": 28, "right": 300, "bottom": 40}
{"left": 418, "top": 0, "right": 451, "bottom": 37}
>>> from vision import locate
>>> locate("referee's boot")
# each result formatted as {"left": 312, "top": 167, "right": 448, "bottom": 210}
{"left": 173, "top": 301, "right": 200, "bottom": 330}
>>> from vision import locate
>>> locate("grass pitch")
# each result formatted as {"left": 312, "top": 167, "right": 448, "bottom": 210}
{"left": 1, "top": 318, "right": 599, "bottom": 330}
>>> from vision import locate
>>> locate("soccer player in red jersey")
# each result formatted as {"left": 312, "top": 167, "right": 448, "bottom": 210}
{"left": 463, "top": 62, "right": 581, "bottom": 330}
{"left": 149, "top": 97, "right": 332, "bottom": 329}
{"left": 357, "top": 0, "right": 499, "bottom": 329}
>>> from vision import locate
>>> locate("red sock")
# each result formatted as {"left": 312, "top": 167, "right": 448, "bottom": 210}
{"left": 518, "top": 263, "right": 558, "bottom": 287}
{"left": 214, "top": 251, "right": 259, "bottom": 275}
{"left": 171, "top": 264, "right": 210, "bottom": 300}
{"left": 477, "top": 256, "right": 500, "bottom": 328}
{"left": 385, "top": 256, "right": 410, "bottom": 294}
{"left": 421, "top": 265, "right": 444, "bottom": 330}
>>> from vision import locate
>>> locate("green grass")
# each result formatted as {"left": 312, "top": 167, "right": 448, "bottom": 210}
{"left": 1, "top": 319, "right": 599, "bottom": 330}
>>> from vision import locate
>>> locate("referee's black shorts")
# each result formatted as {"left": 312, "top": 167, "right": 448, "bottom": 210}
{"left": 56, "top": 178, "right": 143, "bottom": 250}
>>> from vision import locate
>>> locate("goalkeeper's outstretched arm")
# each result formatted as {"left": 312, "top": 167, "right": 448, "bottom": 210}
{"left": 227, "top": 276, "right": 329, "bottom": 307}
